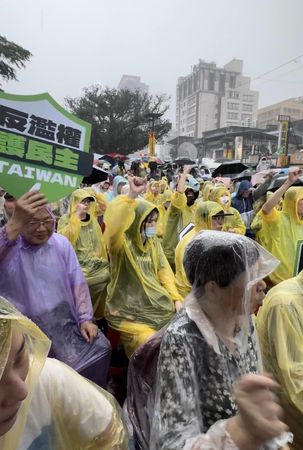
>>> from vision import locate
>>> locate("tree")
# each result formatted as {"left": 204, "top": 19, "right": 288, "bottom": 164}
{"left": 65, "top": 85, "right": 172, "bottom": 155}
{"left": 0, "top": 35, "right": 32, "bottom": 82}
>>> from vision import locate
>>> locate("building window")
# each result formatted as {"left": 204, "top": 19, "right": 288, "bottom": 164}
{"left": 227, "top": 102, "right": 239, "bottom": 110}
{"left": 229, "top": 91, "right": 239, "bottom": 99}
{"left": 219, "top": 73, "right": 225, "bottom": 93}
{"left": 208, "top": 72, "right": 215, "bottom": 90}
{"left": 242, "top": 94, "right": 253, "bottom": 102}
{"left": 229, "top": 75, "right": 236, "bottom": 89}
{"left": 242, "top": 104, "right": 253, "bottom": 112}
{"left": 227, "top": 112, "right": 239, "bottom": 120}
{"left": 241, "top": 113, "right": 252, "bottom": 120}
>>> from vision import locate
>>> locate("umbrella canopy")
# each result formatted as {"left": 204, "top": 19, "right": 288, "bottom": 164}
{"left": 103, "top": 153, "right": 128, "bottom": 160}
{"left": 232, "top": 169, "right": 256, "bottom": 181}
{"left": 82, "top": 166, "right": 109, "bottom": 185}
{"left": 267, "top": 174, "right": 303, "bottom": 192}
{"left": 212, "top": 161, "right": 248, "bottom": 178}
{"left": 173, "top": 157, "right": 196, "bottom": 166}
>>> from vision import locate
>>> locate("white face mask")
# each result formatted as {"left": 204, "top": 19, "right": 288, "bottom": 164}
{"left": 221, "top": 195, "right": 229, "bottom": 205}
{"left": 144, "top": 226, "right": 157, "bottom": 238}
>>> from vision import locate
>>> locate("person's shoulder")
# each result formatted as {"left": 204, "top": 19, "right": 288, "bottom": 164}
{"left": 50, "top": 233, "right": 76, "bottom": 259}
{"left": 264, "top": 278, "right": 300, "bottom": 308}
{"left": 51, "top": 232, "right": 72, "bottom": 246}
{"left": 166, "top": 310, "right": 200, "bottom": 338}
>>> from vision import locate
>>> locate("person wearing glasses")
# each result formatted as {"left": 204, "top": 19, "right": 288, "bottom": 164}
{"left": 0, "top": 190, "right": 111, "bottom": 389}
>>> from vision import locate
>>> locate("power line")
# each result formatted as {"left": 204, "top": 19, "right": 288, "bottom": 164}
{"left": 238, "top": 53, "right": 303, "bottom": 90}
{"left": 251, "top": 53, "right": 303, "bottom": 82}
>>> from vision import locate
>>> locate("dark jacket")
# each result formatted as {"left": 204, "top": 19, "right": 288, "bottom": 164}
{"left": 231, "top": 180, "right": 254, "bottom": 213}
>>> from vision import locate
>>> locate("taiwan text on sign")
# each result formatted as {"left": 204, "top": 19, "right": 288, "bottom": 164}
{"left": 0, "top": 92, "right": 93, "bottom": 202}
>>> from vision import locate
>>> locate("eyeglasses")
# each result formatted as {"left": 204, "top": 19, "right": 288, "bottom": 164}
{"left": 26, "top": 219, "right": 55, "bottom": 229}
{"left": 212, "top": 215, "right": 225, "bottom": 223}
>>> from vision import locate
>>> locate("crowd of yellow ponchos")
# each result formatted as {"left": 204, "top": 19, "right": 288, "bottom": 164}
{"left": 50, "top": 175, "right": 303, "bottom": 449}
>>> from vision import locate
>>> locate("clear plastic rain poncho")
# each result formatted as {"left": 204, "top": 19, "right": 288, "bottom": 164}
{"left": 209, "top": 186, "right": 246, "bottom": 234}
{"left": 174, "top": 201, "right": 225, "bottom": 299}
{"left": 0, "top": 297, "right": 128, "bottom": 449}
{"left": 257, "top": 186, "right": 303, "bottom": 285}
{"left": 106, "top": 175, "right": 128, "bottom": 202}
{"left": 257, "top": 272, "right": 303, "bottom": 450}
{"left": 0, "top": 219, "right": 111, "bottom": 386}
{"left": 58, "top": 188, "right": 110, "bottom": 318}
{"left": 150, "top": 231, "right": 291, "bottom": 450}
{"left": 104, "top": 195, "right": 181, "bottom": 357}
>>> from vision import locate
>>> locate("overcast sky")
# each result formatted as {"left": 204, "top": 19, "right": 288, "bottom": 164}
{"left": 1, "top": 0, "right": 303, "bottom": 124}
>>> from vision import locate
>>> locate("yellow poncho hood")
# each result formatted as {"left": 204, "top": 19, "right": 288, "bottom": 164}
{"left": 209, "top": 185, "right": 231, "bottom": 209}
{"left": 194, "top": 200, "right": 224, "bottom": 230}
{"left": 125, "top": 199, "right": 158, "bottom": 252}
{"left": 282, "top": 186, "right": 303, "bottom": 224}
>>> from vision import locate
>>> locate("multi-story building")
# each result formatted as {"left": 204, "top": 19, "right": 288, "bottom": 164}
{"left": 176, "top": 59, "right": 259, "bottom": 138}
{"left": 118, "top": 75, "right": 149, "bottom": 94}
{"left": 257, "top": 97, "right": 303, "bottom": 130}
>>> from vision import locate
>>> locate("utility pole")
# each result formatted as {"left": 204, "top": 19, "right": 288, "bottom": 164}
{"left": 145, "top": 112, "right": 163, "bottom": 158}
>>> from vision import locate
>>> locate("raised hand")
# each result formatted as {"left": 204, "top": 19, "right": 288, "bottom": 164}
{"left": 12, "top": 191, "right": 48, "bottom": 226}
{"left": 128, "top": 176, "right": 147, "bottom": 199}
{"left": 288, "top": 166, "right": 302, "bottom": 185}
{"left": 228, "top": 373, "right": 288, "bottom": 449}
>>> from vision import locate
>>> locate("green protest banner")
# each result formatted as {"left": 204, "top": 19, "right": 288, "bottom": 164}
{"left": 0, "top": 92, "right": 93, "bottom": 202}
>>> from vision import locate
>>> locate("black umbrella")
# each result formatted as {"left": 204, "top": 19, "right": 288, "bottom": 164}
{"left": 232, "top": 169, "right": 256, "bottom": 181}
{"left": 212, "top": 161, "right": 248, "bottom": 177}
{"left": 82, "top": 166, "right": 109, "bottom": 185}
{"left": 173, "top": 157, "right": 196, "bottom": 166}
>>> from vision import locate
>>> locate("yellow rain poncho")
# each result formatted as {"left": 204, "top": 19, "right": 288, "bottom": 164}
{"left": 57, "top": 189, "right": 110, "bottom": 318}
{"left": 156, "top": 189, "right": 172, "bottom": 238}
{"left": 144, "top": 181, "right": 162, "bottom": 206}
{"left": 162, "top": 192, "right": 196, "bottom": 269}
{"left": 209, "top": 186, "right": 246, "bottom": 234}
{"left": 257, "top": 186, "right": 303, "bottom": 285}
{"left": 201, "top": 181, "right": 214, "bottom": 201}
{"left": 104, "top": 196, "right": 181, "bottom": 357}
{"left": 0, "top": 296, "right": 128, "bottom": 450}
{"left": 159, "top": 178, "right": 169, "bottom": 194}
{"left": 174, "top": 201, "right": 224, "bottom": 298}
{"left": 83, "top": 187, "right": 108, "bottom": 218}
{"left": 251, "top": 192, "right": 283, "bottom": 248}
{"left": 257, "top": 273, "right": 303, "bottom": 449}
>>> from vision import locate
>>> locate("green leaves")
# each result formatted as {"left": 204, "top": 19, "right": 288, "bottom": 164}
{"left": 0, "top": 35, "right": 32, "bottom": 82}
{"left": 65, "top": 85, "right": 172, "bottom": 155}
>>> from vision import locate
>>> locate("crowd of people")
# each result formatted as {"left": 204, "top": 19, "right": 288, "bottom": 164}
{"left": 0, "top": 156, "right": 302, "bottom": 449}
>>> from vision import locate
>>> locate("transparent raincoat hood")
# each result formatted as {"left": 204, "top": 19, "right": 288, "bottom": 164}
{"left": 149, "top": 232, "right": 288, "bottom": 450}
{"left": 0, "top": 297, "right": 51, "bottom": 449}
{"left": 183, "top": 230, "right": 279, "bottom": 353}
{"left": 0, "top": 297, "right": 128, "bottom": 449}
{"left": 174, "top": 202, "right": 225, "bottom": 299}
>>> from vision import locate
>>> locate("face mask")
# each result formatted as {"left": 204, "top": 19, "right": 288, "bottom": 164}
{"left": 144, "top": 227, "right": 157, "bottom": 238}
{"left": 221, "top": 195, "right": 229, "bottom": 205}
